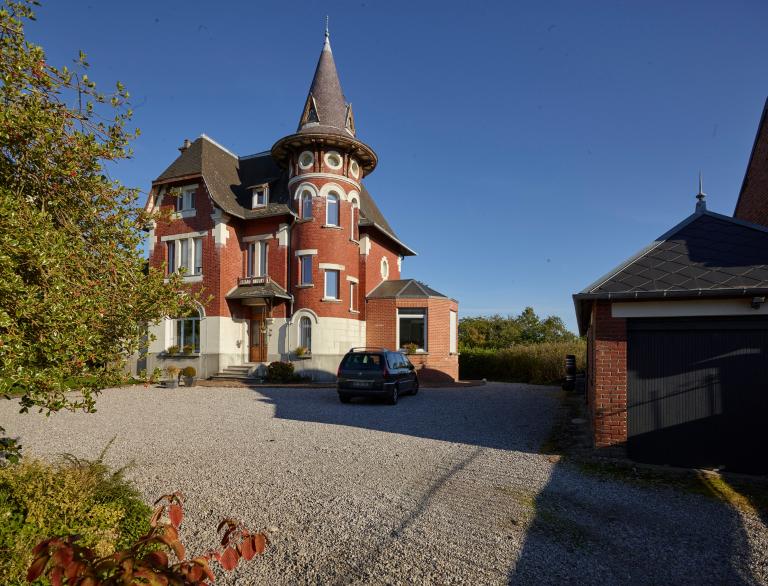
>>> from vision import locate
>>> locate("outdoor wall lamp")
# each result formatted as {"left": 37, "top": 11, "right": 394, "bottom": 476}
{"left": 751, "top": 296, "right": 765, "bottom": 309}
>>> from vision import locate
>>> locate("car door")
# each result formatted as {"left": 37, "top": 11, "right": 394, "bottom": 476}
{"left": 396, "top": 352, "right": 411, "bottom": 390}
{"left": 402, "top": 354, "right": 416, "bottom": 389}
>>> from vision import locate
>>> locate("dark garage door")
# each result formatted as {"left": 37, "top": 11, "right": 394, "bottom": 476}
{"left": 628, "top": 317, "right": 768, "bottom": 474}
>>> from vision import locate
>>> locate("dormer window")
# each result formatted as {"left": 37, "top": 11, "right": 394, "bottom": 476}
{"left": 252, "top": 185, "right": 269, "bottom": 208}
{"left": 176, "top": 187, "right": 196, "bottom": 212}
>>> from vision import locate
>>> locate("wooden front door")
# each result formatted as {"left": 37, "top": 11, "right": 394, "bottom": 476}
{"left": 249, "top": 309, "right": 267, "bottom": 362}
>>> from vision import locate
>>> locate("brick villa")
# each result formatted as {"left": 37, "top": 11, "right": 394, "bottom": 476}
{"left": 142, "top": 31, "right": 459, "bottom": 382}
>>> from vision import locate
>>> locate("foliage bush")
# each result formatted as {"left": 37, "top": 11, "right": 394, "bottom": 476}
{"left": 0, "top": 455, "right": 150, "bottom": 584}
{"left": 459, "top": 307, "right": 576, "bottom": 350}
{"left": 266, "top": 361, "right": 297, "bottom": 383}
{"left": 459, "top": 340, "right": 587, "bottom": 385}
{"left": 181, "top": 366, "right": 196, "bottom": 378}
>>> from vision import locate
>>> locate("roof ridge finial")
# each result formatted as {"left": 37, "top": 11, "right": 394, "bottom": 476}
{"left": 696, "top": 171, "right": 707, "bottom": 212}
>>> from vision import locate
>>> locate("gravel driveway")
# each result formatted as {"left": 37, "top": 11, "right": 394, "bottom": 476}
{"left": 2, "top": 383, "right": 766, "bottom": 585}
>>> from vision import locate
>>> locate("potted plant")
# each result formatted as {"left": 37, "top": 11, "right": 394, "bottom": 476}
{"left": 181, "top": 366, "right": 196, "bottom": 387}
{"left": 167, "top": 345, "right": 179, "bottom": 355}
{"left": 294, "top": 346, "right": 309, "bottom": 358}
{"left": 165, "top": 366, "right": 180, "bottom": 388}
{"left": 403, "top": 343, "right": 419, "bottom": 355}
{"left": 182, "top": 344, "right": 194, "bottom": 355}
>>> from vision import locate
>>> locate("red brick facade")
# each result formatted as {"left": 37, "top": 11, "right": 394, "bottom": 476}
{"left": 586, "top": 301, "right": 628, "bottom": 449}
{"left": 366, "top": 297, "right": 459, "bottom": 382}
{"left": 734, "top": 100, "right": 768, "bottom": 227}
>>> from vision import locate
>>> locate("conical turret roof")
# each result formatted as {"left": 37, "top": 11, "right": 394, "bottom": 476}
{"left": 297, "top": 32, "right": 355, "bottom": 137}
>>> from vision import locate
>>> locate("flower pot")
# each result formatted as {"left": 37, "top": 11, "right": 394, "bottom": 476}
{"left": 166, "top": 379, "right": 178, "bottom": 389}
{"left": 183, "top": 376, "right": 196, "bottom": 387}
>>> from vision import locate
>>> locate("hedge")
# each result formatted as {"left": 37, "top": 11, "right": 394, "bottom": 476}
{"left": 459, "top": 340, "right": 587, "bottom": 385}
{"left": 0, "top": 455, "right": 151, "bottom": 584}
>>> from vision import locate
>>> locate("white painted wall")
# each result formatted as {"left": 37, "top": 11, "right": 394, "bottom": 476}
{"left": 612, "top": 298, "right": 768, "bottom": 319}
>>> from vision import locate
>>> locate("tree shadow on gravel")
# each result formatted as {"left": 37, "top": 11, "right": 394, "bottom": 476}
{"left": 247, "top": 384, "right": 558, "bottom": 453}
{"left": 508, "top": 458, "right": 763, "bottom": 585}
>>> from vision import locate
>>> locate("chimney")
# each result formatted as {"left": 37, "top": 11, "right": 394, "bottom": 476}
{"left": 178, "top": 138, "right": 191, "bottom": 153}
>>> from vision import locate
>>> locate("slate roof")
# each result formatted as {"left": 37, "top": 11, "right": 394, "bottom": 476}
{"left": 367, "top": 279, "right": 448, "bottom": 299}
{"left": 297, "top": 34, "right": 353, "bottom": 137}
{"left": 226, "top": 281, "right": 291, "bottom": 301}
{"left": 152, "top": 135, "right": 414, "bottom": 254}
{"left": 573, "top": 210, "right": 768, "bottom": 333}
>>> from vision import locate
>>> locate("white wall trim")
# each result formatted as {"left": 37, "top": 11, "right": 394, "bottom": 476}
{"left": 242, "top": 233, "right": 274, "bottom": 243}
{"left": 318, "top": 182, "right": 347, "bottom": 201}
{"left": 277, "top": 223, "right": 290, "bottom": 247}
{"left": 161, "top": 230, "right": 207, "bottom": 242}
{"left": 289, "top": 173, "right": 360, "bottom": 192}
{"left": 612, "top": 299, "right": 768, "bottom": 318}
{"left": 291, "top": 307, "right": 320, "bottom": 325}
{"left": 345, "top": 275, "right": 359, "bottom": 283}
{"left": 295, "top": 248, "right": 318, "bottom": 256}
{"left": 319, "top": 263, "right": 345, "bottom": 271}
{"left": 359, "top": 234, "right": 371, "bottom": 256}
{"left": 291, "top": 181, "right": 319, "bottom": 200}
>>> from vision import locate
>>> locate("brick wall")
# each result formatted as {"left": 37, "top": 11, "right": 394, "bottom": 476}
{"left": 588, "top": 301, "right": 628, "bottom": 449}
{"left": 366, "top": 297, "right": 459, "bottom": 382}
{"left": 734, "top": 102, "right": 768, "bottom": 227}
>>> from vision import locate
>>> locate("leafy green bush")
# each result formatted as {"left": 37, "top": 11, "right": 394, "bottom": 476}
{"left": 181, "top": 366, "right": 196, "bottom": 378}
{"left": 266, "top": 361, "right": 296, "bottom": 383}
{"left": 0, "top": 454, "right": 151, "bottom": 584}
{"left": 459, "top": 340, "right": 586, "bottom": 384}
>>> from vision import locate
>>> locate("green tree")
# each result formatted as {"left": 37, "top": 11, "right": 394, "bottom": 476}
{"left": 0, "top": 0, "right": 194, "bottom": 422}
{"left": 458, "top": 307, "right": 577, "bottom": 350}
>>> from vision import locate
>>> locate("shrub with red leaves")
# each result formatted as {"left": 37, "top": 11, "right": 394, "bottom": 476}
{"left": 27, "top": 492, "right": 269, "bottom": 585}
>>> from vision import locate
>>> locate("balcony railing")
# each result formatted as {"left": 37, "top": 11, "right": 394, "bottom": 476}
{"left": 238, "top": 275, "right": 271, "bottom": 287}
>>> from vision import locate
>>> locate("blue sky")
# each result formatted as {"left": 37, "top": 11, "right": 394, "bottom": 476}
{"left": 28, "top": 1, "right": 768, "bottom": 331}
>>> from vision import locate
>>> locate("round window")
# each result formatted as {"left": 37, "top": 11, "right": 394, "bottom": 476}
{"left": 349, "top": 159, "right": 360, "bottom": 178}
{"left": 298, "top": 151, "right": 314, "bottom": 169}
{"left": 324, "top": 151, "right": 343, "bottom": 170}
{"left": 380, "top": 257, "right": 389, "bottom": 279}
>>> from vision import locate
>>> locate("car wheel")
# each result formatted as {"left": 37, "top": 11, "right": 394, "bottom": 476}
{"left": 339, "top": 393, "right": 351, "bottom": 403}
{"left": 411, "top": 379, "right": 419, "bottom": 395}
{"left": 387, "top": 384, "right": 399, "bottom": 405}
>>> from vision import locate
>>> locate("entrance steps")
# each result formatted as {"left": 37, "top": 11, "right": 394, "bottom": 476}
{"left": 211, "top": 363, "right": 267, "bottom": 381}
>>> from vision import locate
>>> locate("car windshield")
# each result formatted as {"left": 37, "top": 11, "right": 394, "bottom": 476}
{"left": 341, "top": 353, "right": 383, "bottom": 370}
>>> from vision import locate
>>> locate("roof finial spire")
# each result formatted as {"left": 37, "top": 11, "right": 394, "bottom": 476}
{"left": 695, "top": 171, "right": 707, "bottom": 212}
{"left": 323, "top": 15, "right": 331, "bottom": 51}
{"left": 325, "top": 15, "right": 329, "bottom": 38}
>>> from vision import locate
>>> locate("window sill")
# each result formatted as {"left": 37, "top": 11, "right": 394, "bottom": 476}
{"left": 321, "top": 224, "right": 342, "bottom": 230}
{"left": 402, "top": 350, "right": 428, "bottom": 355}
{"left": 349, "top": 309, "right": 360, "bottom": 314}
{"left": 295, "top": 284, "right": 314, "bottom": 289}
{"left": 162, "top": 353, "right": 201, "bottom": 358}
{"left": 296, "top": 217, "right": 314, "bottom": 224}
{"left": 321, "top": 297, "right": 341, "bottom": 303}
{"left": 164, "top": 274, "right": 203, "bottom": 284}
{"left": 172, "top": 210, "right": 197, "bottom": 219}
{"left": 292, "top": 354, "right": 312, "bottom": 360}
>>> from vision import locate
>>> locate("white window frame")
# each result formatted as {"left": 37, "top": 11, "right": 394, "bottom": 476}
{"left": 161, "top": 232, "right": 206, "bottom": 280}
{"left": 449, "top": 310, "right": 458, "bottom": 354}
{"left": 349, "top": 281, "right": 358, "bottom": 312}
{"left": 326, "top": 193, "right": 340, "bottom": 226}
{"left": 301, "top": 190, "right": 313, "bottom": 219}
{"left": 324, "top": 150, "right": 343, "bottom": 170}
{"left": 324, "top": 269, "right": 340, "bottom": 300}
{"left": 299, "top": 255, "right": 313, "bottom": 285}
{"left": 252, "top": 185, "right": 269, "bottom": 208}
{"left": 397, "top": 308, "right": 427, "bottom": 352}
{"left": 299, "top": 316, "right": 312, "bottom": 351}
{"left": 298, "top": 151, "right": 314, "bottom": 170}
{"left": 174, "top": 313, "right": 201, "bottom": 354}
{"left": 247, "top": 240, "right": 268, "bottom": 277}
{"left": 176, "top": 186, "right": 196, "bottom": 213}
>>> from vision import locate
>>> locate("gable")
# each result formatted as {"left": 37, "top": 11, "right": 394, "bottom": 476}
{"left": 734, "top": 98, "right": 768, "bottom": 227}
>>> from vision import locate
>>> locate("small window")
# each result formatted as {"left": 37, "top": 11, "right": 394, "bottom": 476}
{"left": 179, "top": 239, "right": 189, "bottom": 272}
{"left": 324, "top": 269, "right": 340, "bottom": 299}
{"left": 252, "top": 187, "right": 268, "bottom": 208}
{"left": 380, "top": 257, "right": 389, "bottom": 279}
{"left": 193, "top": 238, "right": 203, "bottom": 275}
{"left": 349, "top": 159, "right": 360, "bottom": 178}
{"left": 299, "top": 255, "right": 312, "bottom": 285}
{"left": 324, "top": 151, "right": 343, "bottom": 170}
{"left": 299, "top": 316, "right": 312, "bottom": 351}
{"left": 326, "top": 194, "right": 339, "bottom": 226}
{"left": 166, "top": 241, "right": 176, "bottom": 275}
{"left": 399, "top": 308, "right": 426, "bottom": 352}
{"left": 301, "top": 190, "right": 313, "bottom": 219}
{"left": 350, "top": 203, "right": 358, "bottom": 240}
{"left": 350, "top": 281, "right": 358, "bottom": 311}
{"left": 176, "top": 188, "right": 195, "bottom": 212}
{"left": 247, "top": 241, "right": 268, "bottom": 277}
{"left": 299, "top": 151, "right": 314, "bottom": 169}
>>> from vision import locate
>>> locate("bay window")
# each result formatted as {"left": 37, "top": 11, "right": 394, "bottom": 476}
{"left": 398, "top": 308, "right": 426, "bottom": 351}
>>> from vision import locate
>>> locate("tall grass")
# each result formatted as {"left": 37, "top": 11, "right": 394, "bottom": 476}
{"left": 459, "top": 340, "right": 587, "bottom": 385}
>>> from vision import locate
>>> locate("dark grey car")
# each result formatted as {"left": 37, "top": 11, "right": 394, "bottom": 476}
{"left": 336, "top": 348, "right": 419, "bottom": 404}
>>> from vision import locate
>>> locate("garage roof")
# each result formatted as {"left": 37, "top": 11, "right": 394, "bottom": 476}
{"left": 573, "top": 210, "right": 768, "bottom": 334}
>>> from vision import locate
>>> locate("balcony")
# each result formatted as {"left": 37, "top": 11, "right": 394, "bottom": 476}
{"left": 238, "top": 275, "right": 272, "bottom": 287}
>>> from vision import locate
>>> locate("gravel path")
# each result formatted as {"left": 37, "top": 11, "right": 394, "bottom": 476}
{"left": 2, "top": 383, "right": 766, "bottom": 585}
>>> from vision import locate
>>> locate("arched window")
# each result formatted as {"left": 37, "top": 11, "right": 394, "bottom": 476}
{"left": 299, "top": 316, "right": 312, "bottom": 351}
{"left": 350, "top": 202, "right": 358, "bottom": 241}
{"left": 326, "top": 193, "right": 339, "bottom": 226}
{"left": 301, "top": 190, "right": 313, "bottom": 219}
